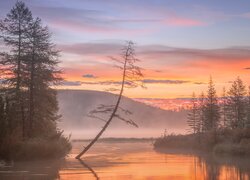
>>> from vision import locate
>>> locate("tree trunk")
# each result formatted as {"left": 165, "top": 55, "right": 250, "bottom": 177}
{"left": 75, "top": 51, "right": 128, "bottom": 159}
{"left": 17, "top": 18, "right": 26, "bottom": 139}
{"left": 28, "top": 48, "right": 35, "bottom": 137}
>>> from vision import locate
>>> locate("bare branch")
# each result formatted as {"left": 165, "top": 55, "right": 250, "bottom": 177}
{"left": 87, "top": 114, "right": 107, "bottom": 123}
{"left": 114, "top": 114, "right": 138, "bottom": 128}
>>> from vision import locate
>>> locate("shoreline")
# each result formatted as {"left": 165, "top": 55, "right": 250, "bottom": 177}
{"left": 153, "top": 128, "right": 250, "bottom": 157}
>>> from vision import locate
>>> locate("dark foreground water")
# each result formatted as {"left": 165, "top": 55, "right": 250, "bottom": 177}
{"left": 0, "top": 141, "right": 250, "bottom": 180}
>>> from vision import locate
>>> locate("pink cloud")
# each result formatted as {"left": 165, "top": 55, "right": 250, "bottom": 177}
{"left": 51, "top": 19, "right": 118, "bottom": 33}
{"left": 164, "top": 16, "right": 206, "bottom": 26}
{"left": 50, "top": 19, "right": 156, "bottom": 35}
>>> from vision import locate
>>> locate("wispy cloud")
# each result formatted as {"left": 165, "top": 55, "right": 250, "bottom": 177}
{"left": 142, "top": 79, "right": 189, "bottom": 84}
{"left": 58, "top": 43, "right": 122, "bottom": 55}
{"left": 60, "top": 42, "right": 250, "bottom": 60}
{"left": 31, "top": 6, "right": 158, "bottom": 34}
{"left": 82, "top": 74, "right": 98, "bottom": 78}
{"left": 163, "top": 16, "right": 206, "bottom": 27}
{"left": 61, "top": 79, "right": 195, "bottom": 86}
{"left": 62, "top": 80, "right": 82, "bottom": 86}
{"left": 193, "top": 82, "right": 206, "bottom": 85}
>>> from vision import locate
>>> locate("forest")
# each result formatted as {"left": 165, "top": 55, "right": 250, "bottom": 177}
{"left": 154, "top": 77, "right": 250, "bottom": 156}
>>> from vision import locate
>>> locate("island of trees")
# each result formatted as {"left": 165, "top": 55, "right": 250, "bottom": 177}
{"left": 154, "top": 77, "right": 250, "bottom": 156}
{"left": 0, "top": 1, "right": 71, "bottom": 160}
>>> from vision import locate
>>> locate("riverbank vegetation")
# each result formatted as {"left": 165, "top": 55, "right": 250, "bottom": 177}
{"left": 154, "top": 77, "right": 250, "bottom": 156}
{"left": 0, "top": 1, "right": 71, "bottom": 160}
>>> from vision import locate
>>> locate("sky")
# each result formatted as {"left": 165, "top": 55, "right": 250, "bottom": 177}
{"left": 1, "top": 0, "right": 250, "bottom": 98}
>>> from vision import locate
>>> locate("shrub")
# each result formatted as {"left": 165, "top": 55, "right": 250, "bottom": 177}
{"left": 154, "top": 128, "right": 250, "bottom": 156}
{"left": 0, "top": 132, "right": 71, "bottom": 160}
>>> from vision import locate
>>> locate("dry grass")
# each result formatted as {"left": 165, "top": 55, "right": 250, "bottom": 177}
{"left": 154, "top": 128, "right": 250, "bottom": 156}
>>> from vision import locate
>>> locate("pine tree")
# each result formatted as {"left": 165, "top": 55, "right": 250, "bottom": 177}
{"left": 198, "top": 91, "right": 206, "bottom": 132}
{"left": 0, "top": 1, "right": 33, "bottom": 137}
{"left": 203, "top": 77, "right": 220, "bottom": 131}
{"left": 226, "top": 77, "right": 247, "bottom": 129}
{"left": 0, "top": 1, "right": 70, "bottom": 159}
{"left": 0, "top": 1, "right": 62, "bottom": 137}
{"left": 187, "top": 92, "right": 199, "bottom": 134}
{"left": 23, "top": 17, "right": 61, "bottom": 137}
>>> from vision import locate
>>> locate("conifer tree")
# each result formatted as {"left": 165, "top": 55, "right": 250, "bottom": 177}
{"left": 0, "top": 1, "right": 33, "bottom": 137}
{"left": 198, "top": 91, "right": 206, "bottom": 132}
{"left": 24, "top": 17, "right": 61, "bottom": 137}
{"left": 187, "top": 92, "right": 199, "bottom": 134}
{"left": 226, "top": 77, "right": 247, "bottom": 129}
{"left": 0, "top": 1, "right": 61, "bottom": 137}
{"left": 203, "top": 77, "right": 220, "bottom": 131}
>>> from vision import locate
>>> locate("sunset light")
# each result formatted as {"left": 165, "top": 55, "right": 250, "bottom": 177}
{"left": 1, "top": 1, "right": 250, "bottom": 180}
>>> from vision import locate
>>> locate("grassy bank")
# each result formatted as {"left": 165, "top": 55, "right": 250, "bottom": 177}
{"left": 0, "top": 132, "right": 71, "bottom": 161}
{"left": 154, "top": 128, "right": 250, "bottom": 156}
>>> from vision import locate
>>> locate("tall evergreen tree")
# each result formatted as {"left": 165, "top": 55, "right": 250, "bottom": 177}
{"left": 0, "top": 1, "right": 33, "bottom": 137}
{"left": 0, "top": 1, "right": 70, "bottom": 160}
{"left": 0, "top": 1, "right": 62, "bottom": 138}
{"left": 187, "top": 92, "right": 199, "bottom": 134}
{"left": 198, "top": 91, "right": 206, "bottom": 132}
{"left": 226, "top": 77, "right": 247, "bottom": 129}
{"left": 24, "top": 17, "right": 61, "bottom": 137}
{"left": 203, "top": 77, "right": 220, "bottom": 131}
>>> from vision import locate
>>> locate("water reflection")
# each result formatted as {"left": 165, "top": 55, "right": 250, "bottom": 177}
{"left": 0, "top": 142, "right": 250, "bottom": 179}
{"left": 0, "top": 158, "right": 63, "bottom": 179}
{"left": 198, "top": 154, "right": 250, "bottom": 180}
{"left": 78, "top": 159, "right": 100, "bottom": 180}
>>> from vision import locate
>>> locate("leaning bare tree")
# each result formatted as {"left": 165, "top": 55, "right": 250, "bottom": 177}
{"left": 76, "top": 41, "right": 144, "bottom": 159}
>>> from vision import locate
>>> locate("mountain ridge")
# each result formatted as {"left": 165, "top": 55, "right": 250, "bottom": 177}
{"left": 57, "top": 89, "right": 188, "bottom": 138}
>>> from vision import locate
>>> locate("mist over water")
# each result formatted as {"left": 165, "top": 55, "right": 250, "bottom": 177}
{"left": 61, "top": 128, "right": 186, "bottom": 139}
{"left": 57, "top": 90, "right": 188, "bottom": 139}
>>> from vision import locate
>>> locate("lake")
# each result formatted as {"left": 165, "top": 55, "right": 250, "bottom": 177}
{"left": 0, "top": 140, "right": 250, "bottom": 180}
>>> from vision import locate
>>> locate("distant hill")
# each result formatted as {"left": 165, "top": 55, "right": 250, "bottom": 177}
{"left": 57, "top": 90, "right": 188, "bottom": 138}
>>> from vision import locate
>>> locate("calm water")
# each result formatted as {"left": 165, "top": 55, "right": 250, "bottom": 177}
{"left": 0, "top": 141, "right": 250, "bottom": 180}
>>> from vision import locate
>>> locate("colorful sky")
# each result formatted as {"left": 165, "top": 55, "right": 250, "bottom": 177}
{"left": 1, "top": 0, "right": 250, "bottom": 98}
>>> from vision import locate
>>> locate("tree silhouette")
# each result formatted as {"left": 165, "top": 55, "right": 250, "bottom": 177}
{"left": 203, "top": 77, "right": 220, "bottom": 131}
{"left": 0, "top": 1, "right": 33, "bottom": 138}
{"left": 226, "top": 77, "right": 247, "bottom": 129}
{"left": 187, "top": 92, "right": 199, "bottom": 134}
{"left": 76, "top": 41, "right": 144, "bottom": 159}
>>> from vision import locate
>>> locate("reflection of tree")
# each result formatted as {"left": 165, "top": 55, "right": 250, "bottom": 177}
{"left": 0, "top": 159, "right": 63, "bottom": 179}
{"left": 197, "top": 155, "right": 220, "bottom": 180}
{"left": 197, "top": 154, "right": 250, "bottom": 180}
{"left": 78, "top": 159, "right": 100, "bottom": 180}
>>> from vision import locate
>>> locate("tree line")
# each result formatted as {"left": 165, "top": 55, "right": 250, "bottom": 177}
{"left": 0, "top": 1, "right": 61, "bottom": 144}
{"left": 187, "top": 76, "right": 250, "bottom": 134}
